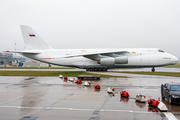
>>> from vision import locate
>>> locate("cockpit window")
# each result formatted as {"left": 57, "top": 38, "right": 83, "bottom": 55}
{"left": 158, "top": 49, "right": 164, "bottom": 53}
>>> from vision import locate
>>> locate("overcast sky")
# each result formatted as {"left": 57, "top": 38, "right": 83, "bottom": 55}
{"left": 0, "top": 0, "right": 180, "bottom": 57}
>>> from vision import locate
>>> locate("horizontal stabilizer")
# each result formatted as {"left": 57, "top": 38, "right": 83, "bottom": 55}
{"left": 4, "top": 50, "right": 40, "bottom": 55}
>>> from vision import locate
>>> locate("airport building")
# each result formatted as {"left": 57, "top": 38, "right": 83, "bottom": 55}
{"left": 0, "top": 52, "right": 13, "bottom": 65}
{"left": 0, "top": 52, "right": 50, "bottom": 67}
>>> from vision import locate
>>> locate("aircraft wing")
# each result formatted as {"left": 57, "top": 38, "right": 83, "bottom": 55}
{"left": 54, "top": 49, "right": 129, "bottom": 60}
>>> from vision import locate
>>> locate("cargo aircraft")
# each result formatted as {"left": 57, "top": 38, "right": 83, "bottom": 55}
{"left": 6, "top": 25, "right": 179, "bottom": 72}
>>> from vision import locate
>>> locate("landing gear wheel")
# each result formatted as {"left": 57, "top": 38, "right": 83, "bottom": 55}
{"left": 90, "top": 68, "right": 94, "bottom": 71}
{"left": 94, "top": 68, "right": 97, "bottom": 71}
{"left": 86, "top": 68, "right": 90, "bottom": 71}
{"left": 152, "top": 67, "right": 155, "bottom": 72}
{"left": 98, "top": 68, "right": 102, "bottom": 71}
{"left": 102, "top": 68, "right": 105, "bottom": 71}
{"left": 102, "top": 68, "right": 107, "bottom": 71}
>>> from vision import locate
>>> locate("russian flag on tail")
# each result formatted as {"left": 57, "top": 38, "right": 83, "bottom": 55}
{"left": 29, "top": 34, "right": 36, "bottom": 37}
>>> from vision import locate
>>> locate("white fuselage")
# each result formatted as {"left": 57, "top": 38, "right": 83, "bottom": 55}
{"left": 17, "top": 25, "right": 179, "bottom": 71}
{"left": 20, "top": 48, "right": 179, "bottom": 69}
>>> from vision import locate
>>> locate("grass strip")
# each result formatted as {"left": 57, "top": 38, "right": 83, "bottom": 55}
{"left": 121, "top": 72, "right": 180, "bottom": 77}
{"left": 163, "top": 63, "right": 180, "bottom": 68}
{"left": 0, "top": 71, "right": 127, "bottom": 78}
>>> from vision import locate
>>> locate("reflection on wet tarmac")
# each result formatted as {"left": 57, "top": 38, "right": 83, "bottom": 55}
{"left": 148, "top": 106, "right": 159, "bottom": 113}
{"left": 63, "top": 80, "right": 67, "bottom": 82}
{"left": 120, "top": 97, "right": 129, "bottom": 103}
{"left": 20, "top": 79, "right": 48, "bottom": 115}
{"left": 135, "top": 101, "right": 146, "bottom": 108}
{"left": 0, "top": 76, "right": 180, "bottom": 120}
{"left": 162, "top": 99, "right": 180, "bottom": 112}
{"left": 108, "top": 93, "right": 115, "bottom": 98}
{"left": 94, "top": 89, "right": 100, "bottom": 92}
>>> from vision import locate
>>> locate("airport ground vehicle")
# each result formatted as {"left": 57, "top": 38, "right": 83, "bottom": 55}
{"left": 161, "top": 83, "right": 180, "bottom": 104}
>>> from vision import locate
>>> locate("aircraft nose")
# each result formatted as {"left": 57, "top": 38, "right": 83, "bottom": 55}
{"left": 170, "top": 55, "right": 179, "bottom": 65}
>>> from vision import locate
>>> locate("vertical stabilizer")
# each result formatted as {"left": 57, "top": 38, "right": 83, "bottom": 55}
{"left": 20, "top": 25, "right": 52, "bottom": 50}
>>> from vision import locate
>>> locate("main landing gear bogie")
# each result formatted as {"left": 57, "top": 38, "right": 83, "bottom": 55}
{"left": 86, "top": 67, "right": 107, "bottom": 72}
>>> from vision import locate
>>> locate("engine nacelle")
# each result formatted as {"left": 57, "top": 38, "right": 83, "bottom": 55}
{"left": 115, "top": 56, "right": 128, "bottom": 64}
{"left": 100, "top": 58, "right": 115, "bottom": 66}
{"left": 99, "top": 56, "right": 128, "bottom": 66}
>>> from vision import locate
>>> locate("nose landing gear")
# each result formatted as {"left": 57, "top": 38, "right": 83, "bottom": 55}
{"left": 151, "top": 67, "right": 155, "bottom": 72}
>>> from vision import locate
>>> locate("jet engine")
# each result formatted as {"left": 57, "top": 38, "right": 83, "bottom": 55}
{"left": 115, "top": 56, "right": 128, "bottom": 64}
{"left": 99, "top": 57, "right": 115, "bottom": 66}
{"left": 99, "top": 56, "right": 128, "bottom": 66}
